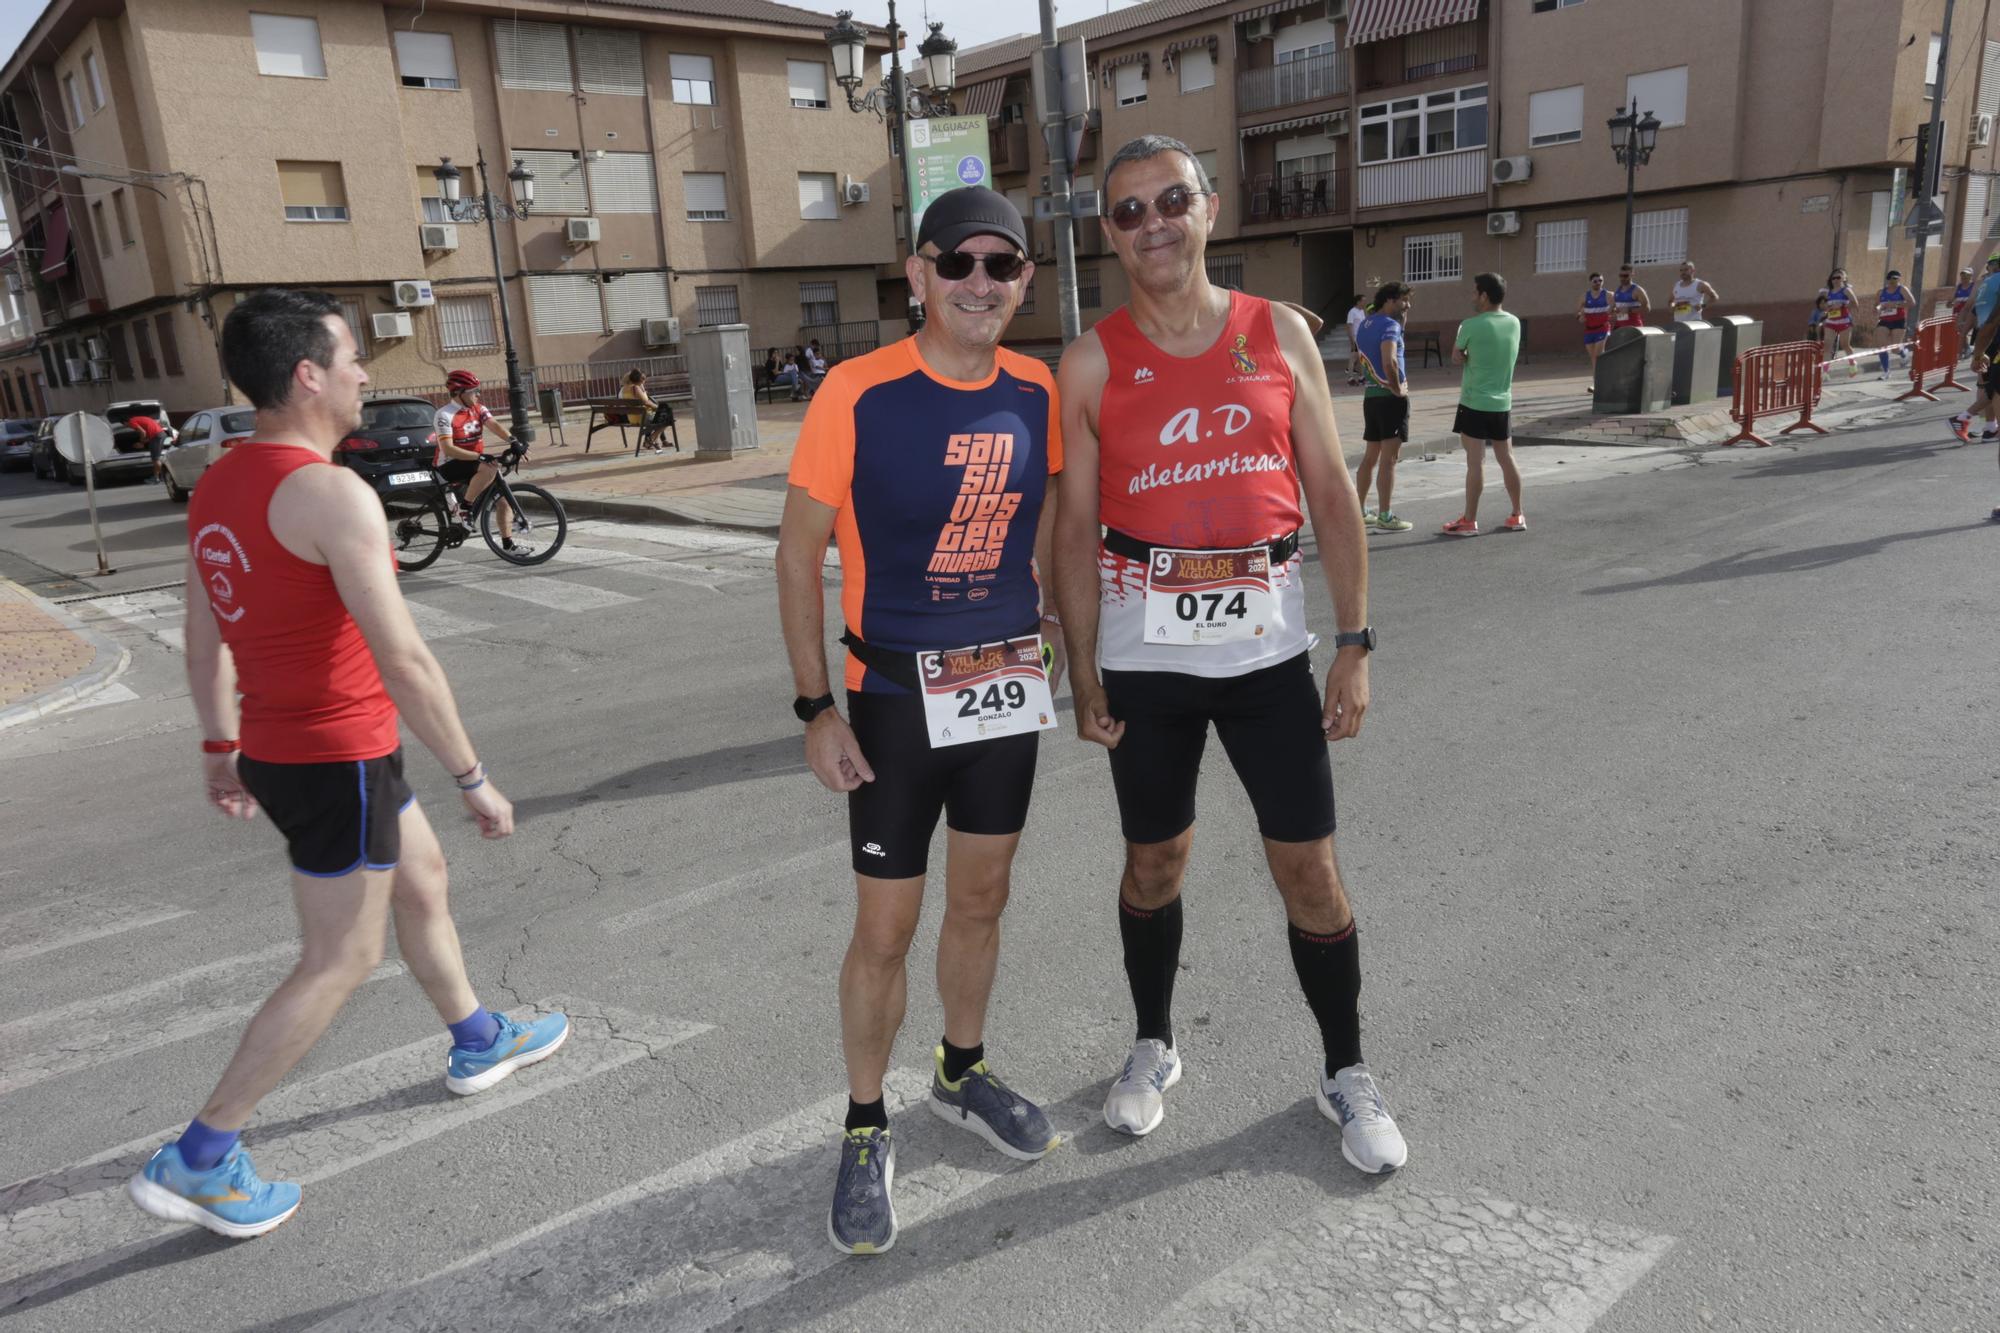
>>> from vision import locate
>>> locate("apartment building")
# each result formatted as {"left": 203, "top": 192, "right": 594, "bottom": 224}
{"left": 956, "top": 0, "right": 2000, "bottom": 354}
{"left": 0, "top": 0, "right": 900, "bottom": 421}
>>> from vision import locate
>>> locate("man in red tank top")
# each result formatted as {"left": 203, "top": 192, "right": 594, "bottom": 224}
{"left": 1052, "top": 136, "right": 1408, "bottom": 1172}
{"left": 128, "top": 290, "right": 568, "bottom": 1241}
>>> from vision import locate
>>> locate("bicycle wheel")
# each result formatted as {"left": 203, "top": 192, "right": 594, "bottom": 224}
{"left": 481, "top": 481, "right": 567, "bottom": 566}
{"left": 387, "top": 495, "right": 449, "bottom": 572}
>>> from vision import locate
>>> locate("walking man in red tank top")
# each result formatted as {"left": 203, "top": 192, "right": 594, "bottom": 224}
{"left": 1052, "top": 136, "right": 1407, "bottom": 1171}
{"left": 128, "top": 290, "right": 569, "bottom": 1240}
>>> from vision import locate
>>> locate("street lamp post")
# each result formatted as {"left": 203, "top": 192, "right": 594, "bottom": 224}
{"left": 825, "top": 6, "right": 957, "bottom": 325}
{"left": 433, "top": 149, "right": 536, "bottom": 443}
{"left": 1606, "top": 101, "right": 1661, "bottom": 267}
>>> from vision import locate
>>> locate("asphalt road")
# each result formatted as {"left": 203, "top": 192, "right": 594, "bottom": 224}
{"left": 0, "top": 402, "right": 1994, "bottom": 1332}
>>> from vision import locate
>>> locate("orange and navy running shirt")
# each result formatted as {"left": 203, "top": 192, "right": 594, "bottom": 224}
{"left": 788, "top": 337, "right": 1062, "bottom": 694}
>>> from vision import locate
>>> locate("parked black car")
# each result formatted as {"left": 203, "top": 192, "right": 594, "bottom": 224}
{"left": 334, "top": 396, "right": 441, "bottom": 501}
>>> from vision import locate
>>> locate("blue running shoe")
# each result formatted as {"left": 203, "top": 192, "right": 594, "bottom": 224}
{"left": 128, "top": 1143, "right": 301, "bottom": 1239}
{"left": 828, "top": 1126, "right": 897, "bottom": 1255}
{"left": 445, "top": 1009, "right": 569, "bottom": 1095}
{"left": 927, "top": 1045, "right": 1058, "bottom": 1161}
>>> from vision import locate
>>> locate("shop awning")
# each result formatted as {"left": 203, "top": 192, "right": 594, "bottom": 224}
{"left": 1241, "top": 109, "right": 1345, "bottom": 138}
{"left": 1346, "top": 0, "right": 1482, "bottom": 47}
{"left": 956, "top": 76, "right": 1006, "bottom": 119}
{"left": 1234, "top": 0, "right": 1328, "bottom": 22}
{"left": 38, "top": 204, "right": 70, "bottom": 282}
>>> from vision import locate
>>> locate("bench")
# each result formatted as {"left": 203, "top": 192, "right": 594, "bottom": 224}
{"left": 1409, "top": 329, "right": 1445, "bottom": 368}
{"left": 583, "top": 397, "right": 680, "bottom": 455}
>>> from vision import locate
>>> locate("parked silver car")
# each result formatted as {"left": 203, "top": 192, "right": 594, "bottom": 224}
{"left": 160, "top": 405, "right": 258, "bottom": 502}
{"left": 0, "top": 418, "right": 36, "bottom": 471}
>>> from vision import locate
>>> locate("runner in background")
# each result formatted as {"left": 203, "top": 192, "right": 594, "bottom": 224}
{"left": 1344, "top": 293, "right": 1369, "bottom": 386}
{"left": 1577, "top": 274, "right": 1613, "bottom": 365}
{"left": 1669, "top": 262, "right": 1719, "bottom": 323}
{"left": 1874, "top": 270, "right": 1914, "bottom": 379}
{"left": 1819, "top": 270, "right": 1858, "bottom": 373}
{"left": 1611, "top": 265, "right": 1650, "bottom": 330}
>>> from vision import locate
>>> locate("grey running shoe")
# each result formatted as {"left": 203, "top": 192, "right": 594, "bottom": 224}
{"left": 1315, "top": 1062, "right": 1409, "bottom": 1174}
{"left": 828, "top": 1126, "right": 896, "bottom": 1255}
{"left": 928, "top": 1046, "right": 1059, "bottom": 1161}
{"left": 1103, "top": 1038, "right": 1183, "bottom": 1137}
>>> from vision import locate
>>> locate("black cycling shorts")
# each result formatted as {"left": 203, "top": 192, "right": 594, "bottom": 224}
{"left": 1362, "top": 395, "right": 1410, "bottom": 443}
{"left": 845, "top": 690, "right": 1039, "bottom": 879}
{"left": 238, "top": 748, "right": 414, "bottom": 878}
{"left": 1102, "top": 651, "right": 1335, "bottom": 846}
{"left": 1452, "top": 405, "right": 1512, "bottom": 443}
{"left": 438, "top": 458, "right": 484, "bottom": 486}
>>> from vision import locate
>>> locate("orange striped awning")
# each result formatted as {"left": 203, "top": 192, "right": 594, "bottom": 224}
{"left": 1346, "top": 0, "right": 1482, "bottom": 47}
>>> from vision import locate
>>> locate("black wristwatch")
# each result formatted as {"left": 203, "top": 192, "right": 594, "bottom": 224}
{"left": 793, "top": 693, "right": 837, "bottom": 725}
{"left": 1332, "top": 628, "right": 1377, "bottom": 653}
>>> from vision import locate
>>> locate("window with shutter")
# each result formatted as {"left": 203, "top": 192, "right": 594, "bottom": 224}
{"left": 112, "top": 189, "right": 133, "bottom": 244}
{"left": 684, "top": 172, "right": 728, "bottom": 221}
{"left": 527, "top": 274, "right": 603, "bottom": 336}
{"left": 494, "top": 19, "right": 572, "bottom": 92}
{"left": 1630, "top": 207, "right": 1688, "bottom": 265}
{"left": 337, "top": 299, "right": 370, "bottom": 360}
{"left": 695, "top": 285, "right": 740, "bottom": 326}
{"left": 606, "top": 272, "right": 672, "bottom": 330}
{"left": 277, "top": 161, "right": 349, "bottom": 222}
{"left": 799, "top": 280, "right": 839, "bottom": 327}
{"left": 1534, "top": 218, "right": 1588, "bottom": 274}
{"left": 798, "top": 173, "right": 839, "bottom": 220}
{"left": 439, "top": 294, "right": 498, "bottom": 349}
{"left": 415, "top": 168, "right": 450, "bottom": 222}
{"left": 134, "top": 319, "right": 158, "bottom": 377}
{"left": 574, "top": 27, "right": 644, "bottom": 96}
{"left": 513, "top": 149, "right": 589, "bottom": 214}
{"left": 1866, "top": 193, "right": 1890, "bottom": 251}
{"left": 91, "top": 201, "right": 110, "bottom": 258}
{"left": 1114, "top": 63, "right": 1147, "bottom": 107}
{"left": 670, "top": 53, "right": 716, "bottom": 105}
{"left": 1077, "top": 265, "right": 1101, "bottom": 308}
{"left": 1195, "top": 151, "right": 1219, "bottom": 190}
{"left": 105, "top": 323, "right": 132, "bottom": 380}
{"left": 587, "top": 153, "right": 659, "bottom": 214}
{"left": 394, "top": 31, "right": 458, "bottom": 89}
{"left": 1625, "top": 67, "right": 1687, "bottom": 129}
{"left": 65, "top": 74, "right": 86, "bottom": 127}
{"left": 1528, "top": 86, "right": 1583, "bottom": 147}
{"left": 788, "top": 61, "right": 829, "bottom": 108}
{"left": 85, "top": 52, "right": 106, "bottom": 109}
{"left": 251, "top": 14, "right": 326, "bottom": 79}
{"left": 1178, "top": 49, "right": 1214, "bottom": 95}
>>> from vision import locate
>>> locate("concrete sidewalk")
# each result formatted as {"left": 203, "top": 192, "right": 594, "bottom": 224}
{"left": 0, "top": 579, "right": 129, "bottom": 731}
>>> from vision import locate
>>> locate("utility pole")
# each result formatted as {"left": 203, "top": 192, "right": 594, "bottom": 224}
{"left": 1038, "top": 0, "right": 1081, "bottom": 344}
{"left": 1909, "top": 0, "right": 1954, "bottom": 317}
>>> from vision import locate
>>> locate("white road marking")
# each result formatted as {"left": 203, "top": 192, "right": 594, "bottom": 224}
{"left": 421, "top": 569, "right": 640, "bottom": 613}
{"left": 0, "top": 892, "right": 192, "bottom": 967}
{"left": 598, "top": 841, "right": 850, "bottom": 934}
{"left": 0, "top": 944, "right": 404, "bottom": 1097}
{"left": 312, "top": 1067, "right": 1017, "bottom": 1332}
{"left": 0, "top": 1000, "right": 710, "bottom": 1306}
{"left": 569, "top": 520, "right": 778, "bottom": 557}
{"left": 400, "top": 598, "right": 494, "bottom": 641}
{"left": 1146, "top": 1194, "right": 1674, "bottom": 1333}
{"left": 51, "top": 682, "right": 140, "bottom": 712}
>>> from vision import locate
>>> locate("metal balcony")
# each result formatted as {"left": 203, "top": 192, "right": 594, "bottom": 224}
{"left": 1237, "top": 51, "right": 1348, "bottom": 116}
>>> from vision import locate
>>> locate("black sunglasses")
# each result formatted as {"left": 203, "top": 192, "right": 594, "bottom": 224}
{"left": 1109, "top": 184, "right": 1205, "bottom": 232}
{"left": 923, "top": 249, "right": 1026, "bottom": 283}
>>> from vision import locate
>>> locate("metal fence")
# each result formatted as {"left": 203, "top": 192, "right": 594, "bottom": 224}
{"left": 796, "top": 321, "right": 880, "bottom": 364}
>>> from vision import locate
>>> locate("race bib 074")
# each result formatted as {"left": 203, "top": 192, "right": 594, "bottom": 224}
{"left": 918, "top": 634, "right": 1056, "bottom": 749}
{"left": 1143, "top": 546, "right": 1273, "bottom": 645}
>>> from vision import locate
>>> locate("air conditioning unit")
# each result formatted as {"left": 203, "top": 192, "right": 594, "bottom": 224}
{"left": 566, "top": 217, "right": 601, "bottom": 245}
{"left": 371, "top": 311, "right": 414, "bottom": 339}
{"left": 89, "top": 357, "right": 112, "bottom": 382}
{"left": 419, "top": 223, "right": 459, "bottom": 252}
{"left": 1492, "top": 155, "right": 1533, "bottom": 184}
{"left": 843, "top": 177, "right": 871, "bottom": 206}
{"left": 1975, "top": 113, "right": 1995, "bottom": 148}
{"left": 1486, "top": 210, "right": 1521, "bottom": 236}
{"left": 1326, "top": 110, "right": 1350, "bottom": 137}
{"left": 1243, "top": 16, "right": 1274, "bottom": 41}
{"left": 64, "top": 357, "right": 88, "bottom": 381}
{"left": 642, "top": 316, "right": 682, "bottom": 347}
{"left": 1326, "top": 0, "right": 1349, "bottom": 19}
{"left": 85, "top": 336, "right": 106, "bottom": 359}
{"left": 392, "top": 279, "right": 435, "bottom": 308}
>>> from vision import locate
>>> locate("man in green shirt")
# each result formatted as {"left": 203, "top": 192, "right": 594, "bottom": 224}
{"left": 1443, "top": 272, "right": 1524, "bottom": 536}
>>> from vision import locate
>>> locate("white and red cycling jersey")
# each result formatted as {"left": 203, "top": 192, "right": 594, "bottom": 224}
{"left": 433, "top": 401, "right": 494, "bottom": 464}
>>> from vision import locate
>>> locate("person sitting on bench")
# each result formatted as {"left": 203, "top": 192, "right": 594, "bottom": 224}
{"left": 620, "top": 368, "right": 675, "bottom": 453}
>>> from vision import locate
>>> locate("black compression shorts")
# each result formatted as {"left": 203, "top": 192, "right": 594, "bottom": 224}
{"left": 1101, "top": 651, "right": 1336, "bottom": 846}
{"left": 845, "top": 690, "right": 1040, "bottom": 878}
{"left": 238, "top": 748, "right": 413, "bottom": 877}
{"left": 438, "top": 458, "right": 484, "bottom": 486}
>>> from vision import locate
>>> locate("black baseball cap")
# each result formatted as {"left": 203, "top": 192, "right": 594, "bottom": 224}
{"left": 916, "top": 186, "right": 1027, "bottom": 255}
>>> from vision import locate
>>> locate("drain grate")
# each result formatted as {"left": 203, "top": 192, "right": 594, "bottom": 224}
{"left": 50, "top": 580, "right": 187, "bottom": 605}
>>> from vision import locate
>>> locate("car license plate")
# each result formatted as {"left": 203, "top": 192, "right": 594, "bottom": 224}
{"left": 388, "top": 470, "right": 430, "bottom": 485}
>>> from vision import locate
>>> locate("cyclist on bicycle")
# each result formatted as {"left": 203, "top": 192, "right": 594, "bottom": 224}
{"left": 435, "top": 370, "right": 518, "bottom": 548}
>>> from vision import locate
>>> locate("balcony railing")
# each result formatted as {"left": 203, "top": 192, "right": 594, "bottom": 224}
{"left": 1242, "top": 169, "right": 1348, "bottom": 225}
{"left": 1237, "top": 51, "right": 1349, "bottom": 115}
{"left": 1357, "top": 147, "right": 1486, "bottom": 209}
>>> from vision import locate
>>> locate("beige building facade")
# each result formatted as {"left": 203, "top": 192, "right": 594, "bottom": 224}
{"left": 0, "top": 0, "right": 901, "bottom": 421}
{"left": 954, "top": 0, "right": 2000, "bottom": 356}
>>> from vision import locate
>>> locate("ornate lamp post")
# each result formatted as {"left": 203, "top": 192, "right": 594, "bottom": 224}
{"left": 433, "top": 149, "right": 536, "bottom": 442}
{"left": 1607, "top": 101, "right": 1662, "bottom": 267}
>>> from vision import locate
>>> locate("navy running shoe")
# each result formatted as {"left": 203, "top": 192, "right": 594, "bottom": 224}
{"left": 928, "top": 1045, "right": 1058, "bottom": 1161}
{"left": 828, "top": 1126, "right": 897, "bottom": 1254}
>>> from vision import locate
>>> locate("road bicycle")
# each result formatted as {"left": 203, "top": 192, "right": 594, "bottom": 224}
{"left": 385, "top": 442, "right": 567, "bottom": 573}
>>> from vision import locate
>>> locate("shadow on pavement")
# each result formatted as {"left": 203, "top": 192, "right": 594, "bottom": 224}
{"left": 1581, "top": 523, "right": 1984, "bottom": 596}
{"left": 512, "top": 733, "right": 807, "bottom": 821}
{"left": 1731, "top": 435, "right": 1974, "bottom": 478}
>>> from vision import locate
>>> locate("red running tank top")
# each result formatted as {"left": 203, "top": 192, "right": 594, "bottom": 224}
{"left": 188, "top": 443, "right": 399, "bottom": 762}
{"left": 1095, "top": 290, "right": 1301, "bottom": 547}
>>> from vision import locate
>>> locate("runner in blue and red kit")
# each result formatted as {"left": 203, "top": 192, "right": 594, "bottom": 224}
{"left": 1578, "top": 273, "right": 1613, "bottom": 365}
{"left": 128, "top": 289, "right": 567, "bottom": 1241}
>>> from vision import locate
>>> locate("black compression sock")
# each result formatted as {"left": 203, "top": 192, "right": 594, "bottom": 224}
{"left": 1287, "top": 920, "right": 1363, "bottom": 1077}
{"left": 1120, "top": 896, "right": 1184, "bottom": 1045}
{"left": 940, "top": 1039, "right": 984, "bottom": 1083}
{"left": 844, "top": 1097, "right": 888, "bottom": 1133}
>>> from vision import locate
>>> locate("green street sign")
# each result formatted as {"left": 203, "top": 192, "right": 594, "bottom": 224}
{"left": 906, "top": 116, "right": 994, "bottom": 238}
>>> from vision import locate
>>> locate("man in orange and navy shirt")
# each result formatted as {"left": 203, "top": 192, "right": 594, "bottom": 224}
{"left": 777, "top": 186, "right": 1062, "bottom": 1255}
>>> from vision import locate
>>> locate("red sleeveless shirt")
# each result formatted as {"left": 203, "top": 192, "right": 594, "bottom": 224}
{"left": 188, "top": 443, "right": 399, "bottom": 762}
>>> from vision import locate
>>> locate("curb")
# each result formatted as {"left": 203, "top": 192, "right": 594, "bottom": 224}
{"left": 0, "top": 582, "right": 133, "bottom": 733}
{"left": 551, "top": 491, "right": 783, "bottom": 535}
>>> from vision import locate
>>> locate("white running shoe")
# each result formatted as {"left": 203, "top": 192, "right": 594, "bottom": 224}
{"left": 1103, "top": 1038, "right": 1182, "bottom": 1136}
{"left": 1316, "top": 1063, "right": 1409, "bottom": 1174}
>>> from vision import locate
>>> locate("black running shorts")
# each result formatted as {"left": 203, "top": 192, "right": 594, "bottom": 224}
{"left": 845, "top": 690, "right": 1040, "bottom": 879}
{"left": 1362, "top": 395, "right": 1410, "bottom": 443}
{"left": 238, "top": 748, "right": 414, "bottom": 877}
{"left": 1452, "top": 405, "right": 1512, "bottom": 443}
{"left": 1101, "top": 651, "right": 1336, "bottom": 846}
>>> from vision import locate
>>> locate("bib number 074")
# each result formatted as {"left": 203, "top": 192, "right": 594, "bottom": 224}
{"left": 1177, "top": 590, "right": 1249, "bottom": 623}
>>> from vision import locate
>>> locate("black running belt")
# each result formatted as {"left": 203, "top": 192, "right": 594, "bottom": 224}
{"left": 1101, "top": 527, "right": 1302, "bottom": 567}
{"left": 840, "top": 622, "right": 1041, "bottom": 693}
